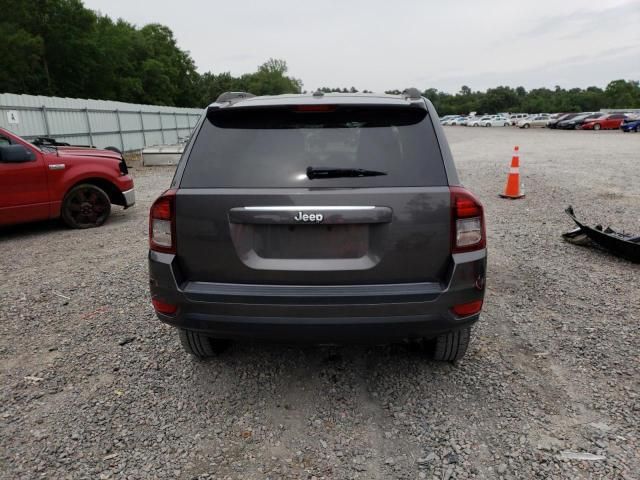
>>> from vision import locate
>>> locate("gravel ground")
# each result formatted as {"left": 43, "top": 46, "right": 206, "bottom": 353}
{"left": 1, "top": 127, "right": 639, "bottom": 480}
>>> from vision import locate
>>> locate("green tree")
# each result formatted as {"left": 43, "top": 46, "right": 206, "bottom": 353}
{"left": 0, "top": 24, "right": 44, "bottom": 93}
{"left": 605, "top": 79, "right": 640, "bottom": 108}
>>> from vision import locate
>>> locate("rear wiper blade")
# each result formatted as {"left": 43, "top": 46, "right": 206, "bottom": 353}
{"left": 306, "top": 166, "right": 387, "bottom": 179}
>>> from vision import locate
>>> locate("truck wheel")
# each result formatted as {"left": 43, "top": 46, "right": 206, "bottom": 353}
{"left": 178, "top": 329, "right": 229, "bottom": 359}
{"left": 431, "top": 327, "right": 471, "bottom": 362}
{"left": 61, "top": 184, "right": 111, "bottom": 229}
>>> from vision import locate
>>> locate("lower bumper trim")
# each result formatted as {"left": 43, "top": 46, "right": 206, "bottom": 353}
{"left": 122, "top": 188, "right": 135, "bottom": 207}
{"left": 157, "top": 312, "right": 479, "bottom": 343}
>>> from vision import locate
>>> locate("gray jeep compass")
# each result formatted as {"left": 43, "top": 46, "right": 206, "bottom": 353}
{"left": 149, "top": 89, "right": 487, "bottom": 361}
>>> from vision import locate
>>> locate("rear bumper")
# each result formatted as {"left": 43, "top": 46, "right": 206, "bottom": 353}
{"left": 155, "top": 311, "right": 479, "bottom": 343}
{"left": 149, "top": 249, "right": 486, "bottom": 342}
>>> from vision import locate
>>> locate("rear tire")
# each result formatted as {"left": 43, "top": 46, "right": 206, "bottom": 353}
{"left": 178, "top": 329, "right": 230, "bottom": 359}
{"left": 431, "top": 327, "right": 471, "bottom": 362}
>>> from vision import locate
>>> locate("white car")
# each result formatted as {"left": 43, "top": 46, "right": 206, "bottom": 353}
{"left": 468, "top": 116, "right": 491, "bottom": 127}
{"left": 439, "top": 115, "right": 457, "bottom": 124}
{"left": 449, "top": 117, "right": 468, "bottom": 126}
{"left": 469, "top": 116, "right": 509, "bottom": 127}
{"left": 517, "top": 115, "right": 550, "bottom": 128}
{"left": 483, "top": 116, "right": 511, "bottom": 127}
{"left": 508, "top": 113, "right": 529, "bottom": 125}
{"left": 463, "top": 116, "right": 481, "bottom": 126}
{"left": 442, "top": 117, "right": 462, "bottom": 125}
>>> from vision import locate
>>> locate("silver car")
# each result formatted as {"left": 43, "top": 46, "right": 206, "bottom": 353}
{"left": 517, "top": 115, "right": 550, "bottom": 128}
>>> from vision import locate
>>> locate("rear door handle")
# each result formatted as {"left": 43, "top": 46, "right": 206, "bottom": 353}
{"left": 229, "top": 206, "right": 393, "bottom": 225}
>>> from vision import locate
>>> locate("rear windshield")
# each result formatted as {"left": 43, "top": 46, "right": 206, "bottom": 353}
{"left": 180, "top": 104, "right": 447, "bottom": 188}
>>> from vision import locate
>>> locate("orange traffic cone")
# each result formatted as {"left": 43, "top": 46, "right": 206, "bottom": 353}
{"left": 500, "top": 146, "right": 525, "bottom": 199}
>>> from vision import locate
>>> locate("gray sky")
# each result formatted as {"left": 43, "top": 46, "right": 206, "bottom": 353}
{"left": 84, "top": 0, "right": 640, "bottom": 93}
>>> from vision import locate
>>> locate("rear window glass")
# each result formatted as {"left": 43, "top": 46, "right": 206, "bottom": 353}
{"left": 180, "top": 105, "right": 447, "bottom": 188}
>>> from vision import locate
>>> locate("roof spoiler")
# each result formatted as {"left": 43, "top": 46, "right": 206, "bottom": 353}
{"left": 402, "top": 88, "right": 422, "bottom": 100}
{"left": 215, "top": 91, "right": 255, "bottom": 104}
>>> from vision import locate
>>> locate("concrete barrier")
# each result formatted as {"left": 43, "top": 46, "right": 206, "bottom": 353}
{"left": 142, "top": 144, "right": 184, "bottom": 166}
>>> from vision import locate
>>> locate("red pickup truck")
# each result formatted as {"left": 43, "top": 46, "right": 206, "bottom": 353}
{"left": 0, "top": 127, "right": 135, "bottom": 228}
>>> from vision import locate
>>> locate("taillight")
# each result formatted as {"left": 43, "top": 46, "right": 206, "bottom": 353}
{"left": 152, "top": 297, "right": 177, "bottom": 315}
{"left": 451, "top": 186, "right": 486, "bottom": 253}
{"left": 149, "top": 189, "right": 177, "bottom": 253}
{"left": 452, "top": 300, "right": 483, "bottom": 317}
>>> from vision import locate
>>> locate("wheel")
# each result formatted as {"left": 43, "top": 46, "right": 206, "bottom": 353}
{"left": 178, "top": 329, "right": 230, "bottom": 359}
{"left": 523, "top": 123, "right": 530, "bottom": 129}
{"left": 504, "top": 123, "right": 510, "bottom": 127}
{"left": 61, "top": 184, "right": 111, "bottom": 228}
{"left": 431, "top": 327, "right": 471, "bottom": 362}
{"left": 593, "top": 123, "right": 601, "bottom": 131}
{"left": 485, "top": 123, "right": 491, "bottom": 127}
{"left": 635, "top": 126, "right": 639, "bottom": 133}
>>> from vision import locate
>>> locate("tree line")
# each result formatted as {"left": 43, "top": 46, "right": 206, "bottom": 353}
{"left": 1, "top": 0, "right": 639, "bottom": 113}
{"left": 397, "top": 82, "right": 640, "bottom": 115}
{"left": 0, "top": 0, "right": 301, "bottom": 107}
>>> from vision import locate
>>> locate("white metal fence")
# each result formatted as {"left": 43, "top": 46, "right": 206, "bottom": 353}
{"left": 0, "top": 93, "right": 203, "bottom": 151}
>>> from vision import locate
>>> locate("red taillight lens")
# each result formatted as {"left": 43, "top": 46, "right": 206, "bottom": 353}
{"left": 450, "top": 187, "right": 486, "bottom": 253}
{"left": 454, "top": 196, "right": 482, "bottom": 218}
{"left": 152, "top": 297, "right": 177, "bottom": 315}
{"left": 452, "top": 300, "right": 483, "bottom": 317}
{"left": 149, "top": 189, "right": 177, "bottom": 253}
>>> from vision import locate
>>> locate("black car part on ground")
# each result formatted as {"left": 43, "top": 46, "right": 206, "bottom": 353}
{"left": 563, "top": 206, "right": 640, "bottom": 263}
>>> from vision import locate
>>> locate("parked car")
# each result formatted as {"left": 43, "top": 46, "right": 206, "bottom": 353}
{"left": 449, "top": 117, "right": 469, "bottom": 126}
{"left": 442, "top": 116, "right": 463, "bottom": 125}
{"left": 517, "top": 115, "right": 549, "bottom": 128}
{"left": 580, "top": 113, "right": 628, "bottom": 130}
{"left": 149, "top": 90, "right": 487, "bottom": 361}
{"left": 482, "top": 116, "right": 510, "bottom": 127}
{"left": 439, "top": 115, "right": 457, "bottom": 123}
{"left": 556, "top": 112, "right": 602, "bottom": 130}
{"left": 464, "top": 116, "right": 483, "bottom": 127}
{"left": 0, "top": 127, "right": 135, "bottom": 228}
{"left": 508, "top": 113, "right": 529, "bottom": 125}
{"left": 620, "top": 117, "right": 640, "bottom": 132}
{"left": 547, "top": 113, "right": 580, "bottom": 129}
{"left": 468, "top": 116, "right": 492, "bottom": 127}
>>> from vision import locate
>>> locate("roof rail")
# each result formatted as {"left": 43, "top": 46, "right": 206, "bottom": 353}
{"left": 215, "top": 91, "right": 256, "bottom": 103}
{"left": 402, "top": 88, "right": 422, "bottom": 100}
